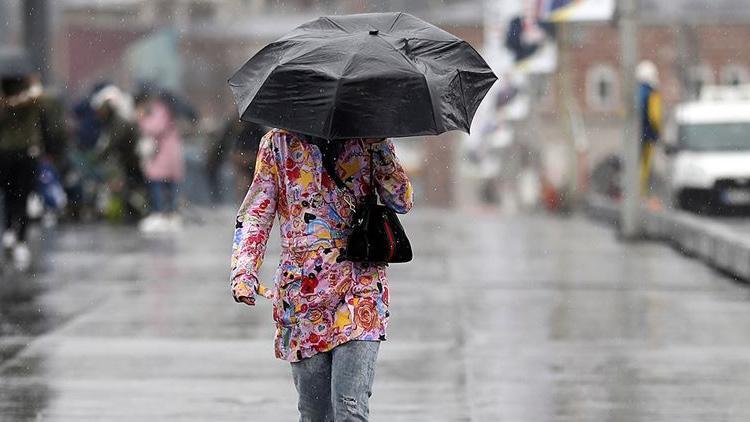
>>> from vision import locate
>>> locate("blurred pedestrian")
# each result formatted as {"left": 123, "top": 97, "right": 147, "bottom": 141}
{"left": 91, "top": 85, "right": 146, "bottom": 222}
{"left": 135, "top": 91, "right": 185, "bottom": 233}
{"left": 206, "top": 118, "right": 266, "bottom": 203}
{"left": 73, "top": 82, "right": 109, "bottom": 151}
{"left": 64, "top": 83, "right": 108, "bottom": 221}
{"left": 231, "top": 130, "right": 413, "bottom": 421}
{"left": 637, "top": 60, "right": 662, "bottom": 197}
{"left": 0, "top": 70, "right": 67, "bottom": 270}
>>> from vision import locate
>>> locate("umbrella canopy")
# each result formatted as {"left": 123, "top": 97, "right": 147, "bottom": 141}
{"left": 229, "top": 12, "right": 497, "bottom": 140}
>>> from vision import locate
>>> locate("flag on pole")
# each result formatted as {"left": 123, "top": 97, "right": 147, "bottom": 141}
{"left": 537, "top": 0, "right": 615, "bottom": 22}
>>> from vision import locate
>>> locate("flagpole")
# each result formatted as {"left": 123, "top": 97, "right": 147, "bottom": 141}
{"left": 619, "top": 0, "right": 642, "bottom": 238}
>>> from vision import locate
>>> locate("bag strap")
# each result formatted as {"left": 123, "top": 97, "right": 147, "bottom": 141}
{"left": 321, "top": 140, "right": 380, "bottom": 209}
{"left": 327, "top": 153, "right": 350, "bottom": 192}
{"left": 365, "top": 144, "right": 378, "bottom": 205}
{"left": 369, "top": 144, "right": 375, "bottom": 191}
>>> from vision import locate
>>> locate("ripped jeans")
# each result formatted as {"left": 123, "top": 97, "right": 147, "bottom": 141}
{"left": 290, "top": 340, "right": 379, "bottom": 422}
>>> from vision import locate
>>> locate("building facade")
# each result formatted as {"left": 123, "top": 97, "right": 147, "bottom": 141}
{"left": 538, "top": 23, "right": 750, "bottom": 167}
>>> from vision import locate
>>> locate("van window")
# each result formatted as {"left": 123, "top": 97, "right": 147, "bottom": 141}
{"left": 678, "top": 122, "right": 750, "bottom": 151}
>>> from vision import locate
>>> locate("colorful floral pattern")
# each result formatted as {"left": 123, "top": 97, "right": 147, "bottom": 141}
{"left": 230, "top": 129, "right": 413, "bottom": 362}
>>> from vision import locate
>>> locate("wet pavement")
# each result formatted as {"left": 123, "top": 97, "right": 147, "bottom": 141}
{"left": 710, "top": 215, "right": 750, "bottom": 237}
{"left": 2, "top": 208, "right": 750, "bottom": 421}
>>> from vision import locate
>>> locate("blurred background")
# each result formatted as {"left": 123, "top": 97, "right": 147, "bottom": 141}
{"left": 1, "top": 0, "right": 748, "bottom": 214}
{"left": 3, "top": 1, "right": 750, "bottom": 420}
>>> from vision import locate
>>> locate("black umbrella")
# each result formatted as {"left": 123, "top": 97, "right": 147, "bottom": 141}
{"left": 229, "top": 12, "right": 497, "bottom": 140}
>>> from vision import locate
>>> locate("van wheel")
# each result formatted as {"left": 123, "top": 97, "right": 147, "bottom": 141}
{"left": 676, "top": 190, "right": 712, "bottom": 215}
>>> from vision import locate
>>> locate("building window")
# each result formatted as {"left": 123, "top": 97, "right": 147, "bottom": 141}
{"left": 586, "top": 64, "right": 618, "bottom": 111}
{"left": 687, "top": 64, "right": 714, "bottom": 99}
{"left": 720, "top": 64, "right": 749, "bottom": 86}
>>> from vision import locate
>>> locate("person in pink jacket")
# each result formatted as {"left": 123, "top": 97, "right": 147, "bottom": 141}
{"left": 135, "top": 94, "right": 185, "bottom": 232}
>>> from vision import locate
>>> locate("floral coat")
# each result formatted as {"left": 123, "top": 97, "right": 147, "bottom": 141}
{"left": 230, "top": 129, "right": 413, "bottom": 362}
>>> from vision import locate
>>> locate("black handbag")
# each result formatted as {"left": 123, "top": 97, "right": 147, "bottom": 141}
{"left": 326, "top": 142, "right": 412, "bottom": 265}
{"left": 344, "top": 191, "right": 413, "bottom": 264}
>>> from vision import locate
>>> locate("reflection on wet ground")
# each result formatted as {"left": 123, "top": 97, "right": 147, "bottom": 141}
{"left": 0, "top": 226, "right": 53, "bottom": 421}
{"left": 1, "top": 208, "right": 750, "bottom": 421}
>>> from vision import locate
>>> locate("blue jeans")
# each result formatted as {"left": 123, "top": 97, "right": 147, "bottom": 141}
{"left": 291, "top": 340, "right": 379, "bottom": 422}
{"left": 148, "top": 181, "right": 177, "bottom": 213}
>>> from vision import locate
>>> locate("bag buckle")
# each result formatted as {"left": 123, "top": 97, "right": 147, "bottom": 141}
{"left": 342, "top": 192, "right": 356, "bottom": 212}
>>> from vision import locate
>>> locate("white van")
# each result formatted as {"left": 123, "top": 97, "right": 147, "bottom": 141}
{"left": 667, "top": 86, "right": 750, "bottom": 213}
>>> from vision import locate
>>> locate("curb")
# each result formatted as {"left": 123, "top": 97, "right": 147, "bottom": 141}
{"left": 585, "top": 194, "right": 750, "bottom": 281}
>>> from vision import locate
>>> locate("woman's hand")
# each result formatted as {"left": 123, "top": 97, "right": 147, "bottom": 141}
{"left": 238, "top": 296, "right": 255, "bottom": 306}
{"left": 232, "top": 278, "right": 256, "bottom": 306}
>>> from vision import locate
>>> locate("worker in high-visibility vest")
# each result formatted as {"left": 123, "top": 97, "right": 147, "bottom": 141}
{"left": 636, "top": 61, "right": 662, "bottom": 197}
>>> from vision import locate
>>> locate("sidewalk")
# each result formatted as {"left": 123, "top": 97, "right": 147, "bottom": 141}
{"left": 2, "top": 208, "right": 750, "bottom": 421}
{"left": 586, "top": 194, "right": 750, "bottom": 282}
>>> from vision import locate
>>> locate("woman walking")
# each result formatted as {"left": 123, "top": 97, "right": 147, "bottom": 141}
{"left": 230, "top": 129, "right": 412, "bottom": 421}
{"left": 228, "top": 12, "right": 495, "bottom": 421}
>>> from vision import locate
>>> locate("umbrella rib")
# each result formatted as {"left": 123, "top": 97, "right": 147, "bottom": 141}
{"left": 402, "top": 37, "right": 463, "bottom": 45}
{"left": 424, "top": 75, "right": 439, "bottom": 136}
{"left": 324, "top": 46, "right": 362, "bottom": 139}
{"left": 373, "top": 35, "right": 422, "bottom": 74}
{"left": 386, "top": 12, "right": 404, "bottom": 33}
{"left": 323, "top": 16, "right": 349, "bottom": 33}
{"left": 455, "top": 70, "right": 470, "bottom": 130}
{"left": 326, "top": 78, "right": 343, "bottom": 139}
{"left": 229, "top": 39, "right": 291, "bottom": 87}
{"left": 371, "top": 35, "right": 439, "bottom": 133}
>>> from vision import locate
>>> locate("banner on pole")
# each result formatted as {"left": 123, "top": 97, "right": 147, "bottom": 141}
{"left": 639, "top": 0, "right": 750, "bottom": 23}
{"left": 537, "top": 0, "right": 616, "bottom": 22}
{"left": 504, "top": 14, "right": 558, "bottom": 74}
